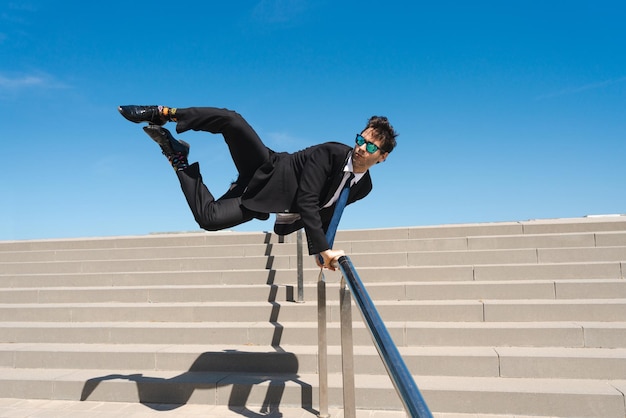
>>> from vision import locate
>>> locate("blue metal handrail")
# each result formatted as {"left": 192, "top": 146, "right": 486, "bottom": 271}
{"left": 336, "top": 255, "right": 433, "bottom": 418}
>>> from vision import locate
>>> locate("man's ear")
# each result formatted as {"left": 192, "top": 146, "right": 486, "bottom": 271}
{"left": 377, "top": 152, "right": 388, "bottom": 164}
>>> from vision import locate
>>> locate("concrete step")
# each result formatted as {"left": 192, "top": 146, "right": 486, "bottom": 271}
{"left": 0, "top": 399, "right": 578, "bottom": 418}
{"left": 0, "top": 284, "right": 307, "bottom": 304}
{"left": 0, "top": 300, "right": 486, "bottom": 323}
{"left": 2, "top": 260, "right": 624, "bottom": 290}
{"left": 402, "top": 246, "right": 626, "bottom": 266}
{"left": 0, "top": 344, "right": 497, "bottom": 378}
{"left": 2, "top": 343, "right": 625, "bottom": 380}
{"left": 467, "top": 231, "right": 626, "bottom": 250}
{"left": 0, "top": 299, "right": 626, "bottom": 322}
{"left": 0, "top": 368, "right": 624, "bottom": 417}
{"left": 346, "top": 232, "right": 618, "bottom": 254}
{"left": 1, "top": 261, "right": 624, "bottom": 289}
{"left": 2, "top": 321, "right": 625, "bottom": 348}
{"left": 0, "top": 255, "right": 290, "bottom": 274}
{"left": 469, "top": 262, "right": 624, "bottom": 281}
{"left": 336, "top": 215, "right": 626, "bottom": 241}
{"left": 5, "top": 231, "right": 625, "bottom": 263}
{"left": 1, "top": 298, "right": 625, "bottom": 323}
{"left": 520, "top": 216, "right": 626, "bottom": 234}
{"left": 0, "top": 397, "right": 407, "bottom": 418}
{"left": 0, "top": 231, "right": 277, "bottom": 251}
{"left": 1, "top": 279, "right": 624, "bottom": 304}
{"left": 0, "top": 243, "right": 274, "bottom": 263}
{"left": 3, "top": 246, "right": 625, "bottom": 274}
{"left": 2, "top": 216, "right": 623, "bottom": 252}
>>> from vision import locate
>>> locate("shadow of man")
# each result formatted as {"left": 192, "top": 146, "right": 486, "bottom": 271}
{"left": 80, "top": 350, "right": 315, "bottom": 417}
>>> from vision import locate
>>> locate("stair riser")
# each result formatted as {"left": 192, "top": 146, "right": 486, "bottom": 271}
{"left": 2, "top": 301, "right": 626, "bottom": 323}
{"left": 3, "top": 324, "right": 625, "bottom": 348}
{"left": 473, "top": 263, "right": 624, "bottom": 281}
{"left": 0, "top": 286, "right": 297, "bottom": 304}
{"left": 5, "top": 232, "right": 624, "bottom": 263}
{"left": 0, "top": 233, "right": 279, "bottom": 252}
{"left": 0, "top": 257, "right": 288, "bottom": 274}
{"left": 1, "top": 218, "right": 623, "bottom": 252}
{"left": 4, "top": 348, "right": 626, "bottom": 380}
{"left": 4, "top": 247, "right": 625, "bottom": 273}
{"left": 420, "top": 386, "right": 624, "bottom": 418}
{"left": 0, "top": 303, "right": 487, "bottom": 323}
{"left": 8, "top": 229, "right": 626, "bottom": 260}
{"left": 0, "top": 351, "right": 496, "bottom": 377}
{"left": 483, "top": 302, "right": 626, "bottom": 322}
{"left": 0, "top": 245, "right": 273, "bottom": 263}
{"left": 2, "top": 281, "right": 626, "bottom": 304}
{"left": 2, "top": 262, "right": 623, "bottom": 290}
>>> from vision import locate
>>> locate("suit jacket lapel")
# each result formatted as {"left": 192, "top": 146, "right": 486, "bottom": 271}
{"left": 322, "top": 151, "right": 352, "bottom": 205}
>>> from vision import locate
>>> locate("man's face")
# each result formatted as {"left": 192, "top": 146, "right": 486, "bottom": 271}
{"left": 352, "top": 128, "right": 388, "bottom": 173}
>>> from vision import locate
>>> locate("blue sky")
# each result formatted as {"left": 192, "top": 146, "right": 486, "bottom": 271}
{"left": 2, "top": 1, "right": 625, "bottom": 241}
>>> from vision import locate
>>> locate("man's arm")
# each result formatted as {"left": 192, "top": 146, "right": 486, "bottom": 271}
{"left": 295, "top": 145, "right": 338, "bottom": 255}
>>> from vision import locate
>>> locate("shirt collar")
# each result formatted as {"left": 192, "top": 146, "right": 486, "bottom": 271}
{"left": 346, "top": 153, "right": 366, "bottom": 185}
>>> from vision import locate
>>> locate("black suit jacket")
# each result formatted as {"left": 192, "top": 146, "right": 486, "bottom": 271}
{"left": 241, "top": 142, "right": 372, "bottom": 254}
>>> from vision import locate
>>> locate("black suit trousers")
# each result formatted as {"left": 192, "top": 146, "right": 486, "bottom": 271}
{"left": 173, "top": 107, "right": 270, "bottom": 231}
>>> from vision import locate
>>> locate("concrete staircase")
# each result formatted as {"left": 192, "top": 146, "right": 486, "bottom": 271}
{"left": 0, "top": 216, "right": 625, "bottom": 417}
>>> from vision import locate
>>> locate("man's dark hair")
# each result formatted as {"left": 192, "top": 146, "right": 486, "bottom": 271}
{"left": 366, "top": 116, "right": 398, "bottom": 153}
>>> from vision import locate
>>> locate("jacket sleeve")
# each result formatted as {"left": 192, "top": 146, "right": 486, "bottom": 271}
{"left": 295, "top": 146, "right": 339, "bottom": 255}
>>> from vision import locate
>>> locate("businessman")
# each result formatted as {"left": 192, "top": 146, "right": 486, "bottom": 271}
{"left": 118, "top": 105, "right": 397, "bottom": 269}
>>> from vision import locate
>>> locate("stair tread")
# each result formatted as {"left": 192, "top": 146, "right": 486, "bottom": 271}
{"left": 1, "top": 367, "right": 624, "bottom": 393}
{"left": 3, "top": 342, "right": 626, "bottom": 358}
{"left": 2, "top": 298, "right": 626, "bottom": 307}
{"left": 2, "top": 320, "right": 626, "bottom": 327}
{"left": 0, "top": 398, "right": 338, "bottom": 418}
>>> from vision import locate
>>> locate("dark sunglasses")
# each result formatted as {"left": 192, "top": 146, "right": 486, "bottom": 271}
{"left": 355, "top": 134, "right": 384, "bottom": 154}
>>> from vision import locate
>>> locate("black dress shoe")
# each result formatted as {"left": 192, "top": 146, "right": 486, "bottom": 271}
{"left": 142, "top": 125, "right": 189, "bottom": 158}
{"left": 118, "top": 105, "right": 168, "bottom": 125}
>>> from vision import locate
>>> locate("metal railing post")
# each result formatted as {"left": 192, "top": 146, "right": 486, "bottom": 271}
{"left": 339, "top": 277, "right": 356, "bottom": 418}
{"left": 296, "top": 230, "right": 304, "bottom": 303}
{"left": 317, "top": 270, "right": 330, "bottom": 418}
